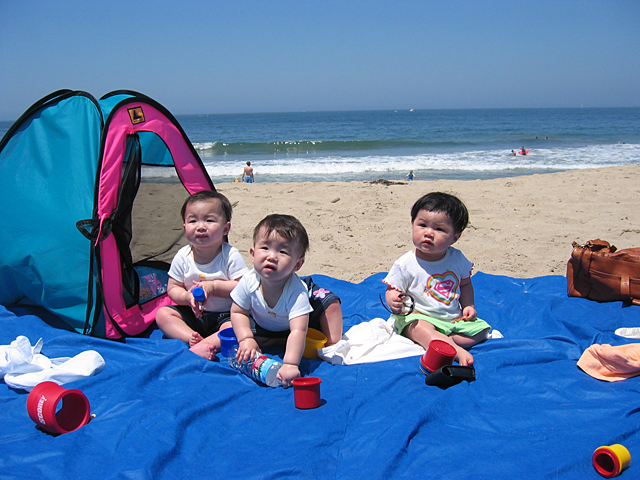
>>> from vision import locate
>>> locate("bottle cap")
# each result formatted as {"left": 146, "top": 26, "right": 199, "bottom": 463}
{"left": 192, "top": 286, "right": 206, "bottom": 303}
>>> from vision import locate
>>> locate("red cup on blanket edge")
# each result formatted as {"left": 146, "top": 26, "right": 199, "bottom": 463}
{"left": 291, "top": 377, "right": 322, "bottom": 409}
{"left": 421, "top": 339, "right": 457, "bottom": 374}
{"left": 592, "top": 444, "right": 631, "bottom": 478}
{"left": 27, "top": 381, "right": 91, "bottom": 435}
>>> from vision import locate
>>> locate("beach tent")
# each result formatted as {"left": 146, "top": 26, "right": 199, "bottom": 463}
{"left": 0, "top": 89, "right": 213, "bottom": 339}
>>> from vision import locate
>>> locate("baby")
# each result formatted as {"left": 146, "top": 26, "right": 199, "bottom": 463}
{"left": 384, "top": 192, "right": 491, "bottom": 366}
{"left": 230, "top": 214, "right": 319, "bottom": 387}
{"left": 155, "top": 190, "right": 248, "bottom": 360}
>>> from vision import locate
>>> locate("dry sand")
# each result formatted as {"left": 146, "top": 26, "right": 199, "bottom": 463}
{"left": 132, "top": 164, "right": 640, "bottom": 283}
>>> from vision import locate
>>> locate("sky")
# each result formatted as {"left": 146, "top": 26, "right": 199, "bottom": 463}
{"left": 1, "top": 0, "right": 639, "bottom": 120}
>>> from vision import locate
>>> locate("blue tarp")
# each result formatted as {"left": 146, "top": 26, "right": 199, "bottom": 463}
{"left": 1, "top": 272, "right": 639, "bottom": 479}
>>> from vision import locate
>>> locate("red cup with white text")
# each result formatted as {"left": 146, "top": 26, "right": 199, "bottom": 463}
{"left": 27, "top": 381, "right": 91, "bottom": 435}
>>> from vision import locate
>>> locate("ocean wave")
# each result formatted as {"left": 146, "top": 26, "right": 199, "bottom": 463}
{"left": 192, "top": 139, "right": 477, "bottom": 156}
{"left": 142, "top": 143, "right": 639, "bottom": 182}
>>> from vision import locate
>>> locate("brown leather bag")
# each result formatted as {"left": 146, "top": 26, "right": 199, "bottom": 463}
{"left": 567, "top": 239, "right": 640, "bottom": 306}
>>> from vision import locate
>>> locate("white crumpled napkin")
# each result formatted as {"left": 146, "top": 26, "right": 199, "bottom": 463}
{"left": 0, "top": 336, "right": 105, "bottom": 391}
{"left": 319, "top": 317, "right": 425, "bottom": 365}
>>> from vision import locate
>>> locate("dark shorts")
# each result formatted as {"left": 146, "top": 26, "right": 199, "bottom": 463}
{"left": 250, "top": 276, "right": 341, "bottom": 338}
{"left": 303, "top": 276, "right": 340, "bottom": 326}
{"left": 168, "top": 305, "right": 231, "bottom": 338}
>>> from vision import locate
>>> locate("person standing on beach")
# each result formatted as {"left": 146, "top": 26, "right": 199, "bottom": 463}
{"left": 406, "top": 170, "right": 416, "bottom": 181}
{"left": 242, "top": 161, "right": 254, "bottom": 183}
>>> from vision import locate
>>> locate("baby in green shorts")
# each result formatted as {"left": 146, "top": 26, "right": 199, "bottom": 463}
{"left": 383, "top": 192, "right": 491, "bottom": 366}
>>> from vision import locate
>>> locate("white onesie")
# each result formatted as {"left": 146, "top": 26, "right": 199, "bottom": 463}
{"left": 231, "top": 269, "right": 313, "bottom": 332}
{"left": 168, "top": 243, "right": 248, "bottom": 312}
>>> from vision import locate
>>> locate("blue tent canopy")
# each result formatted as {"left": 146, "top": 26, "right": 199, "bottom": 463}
{"left": 0, "top": 90, "right": 213, "bottom": 337}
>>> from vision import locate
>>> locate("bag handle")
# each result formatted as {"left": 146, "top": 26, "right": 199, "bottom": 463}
{"left": 573, "top": 242, "right": 594, "bottom": 280}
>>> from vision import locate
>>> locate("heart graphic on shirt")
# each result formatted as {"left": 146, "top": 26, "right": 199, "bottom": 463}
{"left": 424, "top": 270, "right": 459, "bottom": 305}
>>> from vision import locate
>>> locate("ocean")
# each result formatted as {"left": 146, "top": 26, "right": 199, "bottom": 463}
{"left": 2, "top": 107, "right": 639, "bottom": 183}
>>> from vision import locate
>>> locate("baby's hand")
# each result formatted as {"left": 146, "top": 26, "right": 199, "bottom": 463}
{"left": 236, "top": 338, "right": 259, "bottom": 363}
{"left": 453, "top": 306, "right": 477, "bottom": 323}
{"left": 387, "top": 291, "right": 405, "bottom": 315}
{"left": 189, "top": 284, "right": 206, "bottom": 318}
{"left": 277, "top": 363, "right": 301, "bottom": 388}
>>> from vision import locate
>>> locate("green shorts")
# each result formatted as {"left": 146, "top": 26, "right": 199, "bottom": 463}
{"left": 393, "top": 312, "right": 491, "bottom": 338}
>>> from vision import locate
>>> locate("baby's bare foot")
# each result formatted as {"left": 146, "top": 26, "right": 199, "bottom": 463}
{"left": 189, "top": 331, "right": 204, "bottom": 347}
{"left": 456, "top": 348, "right": 474, "bottom": 366}
{"left": 190, "top": 342, "right": 217, "bottom": 361}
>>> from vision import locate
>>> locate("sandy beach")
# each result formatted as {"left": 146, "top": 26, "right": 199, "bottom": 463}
{"left": 132, "top": 164, "right": 640, "bottom": 283}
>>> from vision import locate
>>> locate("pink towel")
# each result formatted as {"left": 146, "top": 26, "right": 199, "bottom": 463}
{"left": 577, "top": 343, "right": 640, "bottom": 382}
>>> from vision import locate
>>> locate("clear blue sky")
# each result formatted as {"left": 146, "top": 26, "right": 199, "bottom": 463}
{"left": 1, "top": 0, "right": 639, "bottom": 120}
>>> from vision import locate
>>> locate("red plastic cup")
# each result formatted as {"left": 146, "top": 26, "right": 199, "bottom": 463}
{"left": 27, "top": 381, "right": 91, "bottom": 435}
{"left": 421, "top": 339, "right": 457, "bottom": 373}
{"left": 291, "top": 377, "right": 322, "bottom": 409}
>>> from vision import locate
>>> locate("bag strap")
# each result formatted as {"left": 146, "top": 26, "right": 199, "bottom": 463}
{"left": 588, "top": 239, "right": 616, "bottom": 253}
{"left": 572, "top": 242, "right": 594, "bottom": 280}
{"left": 621, "top": 277, "right": 640, "bottom": 306}
{"left": 621, "top": 276, "right": 630, "bottom": 298}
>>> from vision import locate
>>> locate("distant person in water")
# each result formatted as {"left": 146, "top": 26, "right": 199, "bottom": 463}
{"left": 520, "top": 146, "right": 527, "bottom": 155}
{"left": 406, "top": 170, "right": 416, "bottom": 181}
{"left": 511, "top": 150, "right": 517, "bottom": 156}
{"left": 242, "top": 161, "right": 254, "bottom": 183}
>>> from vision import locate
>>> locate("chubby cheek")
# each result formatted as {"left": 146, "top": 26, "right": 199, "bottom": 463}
{"left": 184, "top": 225, "right": 196, "bottom": 238}
{"left": 252, "top": 250, "right": 270, "bottom": 265}
{"left": 411, "top": 229, "right": 423, "bottom": 246}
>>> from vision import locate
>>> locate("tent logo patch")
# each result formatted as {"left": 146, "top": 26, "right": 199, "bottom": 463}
{"left": 128, "top": 107, "right": 146, "bottom": 125}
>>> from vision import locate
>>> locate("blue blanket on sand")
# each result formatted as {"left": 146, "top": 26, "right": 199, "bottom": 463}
{"left": 1, "top": 272, "right": 640, "bottom": 479}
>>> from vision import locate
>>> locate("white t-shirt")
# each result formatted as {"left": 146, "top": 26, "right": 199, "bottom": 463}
{"left": 383, "top": 248, "right": 473, "bottom": 321}
{"left": 168, "top": 243, "right": 248, "bottom": 312}
{"left": 230, "top": 269, "right": 313, "bottom": 332}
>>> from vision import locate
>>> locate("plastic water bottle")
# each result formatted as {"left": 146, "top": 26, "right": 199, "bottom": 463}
{"left": 227, "top": 346, "right": 283, "bottom": 387}
{"left": 192, "top": 286, "right": 206, "bottom": 312}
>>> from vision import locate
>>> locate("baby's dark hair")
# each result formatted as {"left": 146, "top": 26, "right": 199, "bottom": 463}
{"left": 410, "top": 192, "right": 469, "bottom": 234}
{"left": 253, "top": 214, "right": 309, "bottom": 258}
{"left": 180, "top": 190, "right": 232, "bottom": 222}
